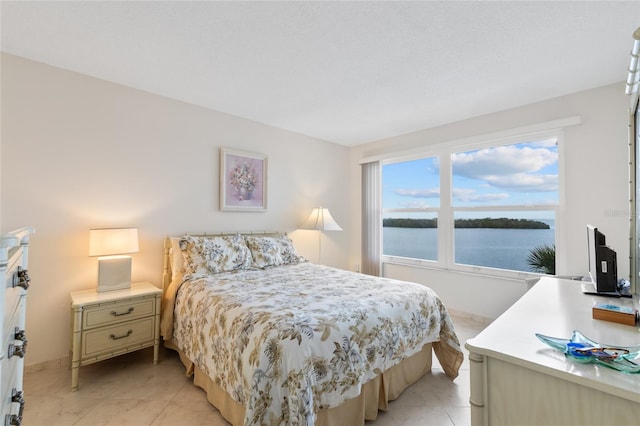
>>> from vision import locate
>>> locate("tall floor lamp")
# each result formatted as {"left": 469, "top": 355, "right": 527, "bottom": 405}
{"left": 301, "top": 207, "right": 342, "bottom": 264}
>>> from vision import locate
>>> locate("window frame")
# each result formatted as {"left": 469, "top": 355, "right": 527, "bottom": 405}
{"left": 381, "top": 128, "right": 564, "bottom": 280}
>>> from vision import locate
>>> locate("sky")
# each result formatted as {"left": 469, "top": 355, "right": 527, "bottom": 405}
{"left": 382, "top": 137, "right": 559, "bottom": 220}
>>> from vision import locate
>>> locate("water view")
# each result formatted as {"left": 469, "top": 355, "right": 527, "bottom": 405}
{"left": 383, "top": 227, "right": 555, "bottom": 272}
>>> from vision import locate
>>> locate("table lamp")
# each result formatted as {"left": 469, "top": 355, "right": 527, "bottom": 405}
{"left": 89, "top": 228, "right": 139, "bottom": 292}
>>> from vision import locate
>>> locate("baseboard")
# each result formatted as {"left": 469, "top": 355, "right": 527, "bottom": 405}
{"left": 447, "top": 307, "right": 494, "bottom": 326}
{"left": 25, "top": 355, "right": 69, "bottom": 374}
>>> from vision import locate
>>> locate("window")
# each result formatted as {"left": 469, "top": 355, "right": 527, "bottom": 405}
{"left": 382, "top": 157, "right": 439, "bottom": 261}
{"left": 382, "top": 134, "right": 560, "bottom": 276}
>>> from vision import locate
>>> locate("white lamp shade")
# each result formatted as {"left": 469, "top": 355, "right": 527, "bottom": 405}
{"left": 89, "top": 228, "right": 139, "bottom": 257}
{"left": 301, "top": 207, "right": 343, "bottom": 231}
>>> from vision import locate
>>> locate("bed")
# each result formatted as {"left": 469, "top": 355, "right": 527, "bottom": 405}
{"left": 160, "top": 233, "right": 463, "bottom": 425}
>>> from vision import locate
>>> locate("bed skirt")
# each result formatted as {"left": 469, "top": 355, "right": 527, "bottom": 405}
{"left": 167, "top": 341, "right": 434, "bottom": 425}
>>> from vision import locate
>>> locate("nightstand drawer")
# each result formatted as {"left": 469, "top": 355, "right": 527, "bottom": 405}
{"left": 82, "top": 316, "right": 155, "bottom": 358}
{"left": 82, "top": 297, "right": 155, "bottom": 329}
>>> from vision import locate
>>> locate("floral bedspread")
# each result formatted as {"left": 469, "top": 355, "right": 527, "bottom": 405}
{"left": 171, "top": 262, "right": 463, "bottom": 425}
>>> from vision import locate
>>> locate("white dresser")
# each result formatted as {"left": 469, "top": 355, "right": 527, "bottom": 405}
{"left": 466, "top": 277, "right": 640, "bottom": 425}
{"left": 0, "top": 228, "right": 34, "bottom": 426}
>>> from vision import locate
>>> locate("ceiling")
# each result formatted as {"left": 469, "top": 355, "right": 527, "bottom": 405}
{"left": 1, "top": 1, "right": 639, "bottom": 146}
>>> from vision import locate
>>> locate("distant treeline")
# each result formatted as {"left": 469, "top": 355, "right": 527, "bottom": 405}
{"left": 383, "top": 217, "right": 550, "bottom": 229}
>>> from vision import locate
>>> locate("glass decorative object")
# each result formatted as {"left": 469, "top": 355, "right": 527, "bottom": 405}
{"left": 536, "top": 330, "right": 640, "bottom": 373}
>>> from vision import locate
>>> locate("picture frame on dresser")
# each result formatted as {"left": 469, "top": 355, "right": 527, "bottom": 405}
{"left": 220, "top": 147, "right": 267, "bottom": 212}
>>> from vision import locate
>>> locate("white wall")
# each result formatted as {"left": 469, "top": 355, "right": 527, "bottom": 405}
{"left": 0, "top": 54, "right": 350, "bottom": 366}
{"left": 3, "top": 51, "right": 631, "bottom": 364}
{"left": 348, "top": 83, "right": 631, "bottom": 320}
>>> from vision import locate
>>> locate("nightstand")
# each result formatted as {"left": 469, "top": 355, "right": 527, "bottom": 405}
{"left": 69, "top": 282, "right": 162, "bottom": 391}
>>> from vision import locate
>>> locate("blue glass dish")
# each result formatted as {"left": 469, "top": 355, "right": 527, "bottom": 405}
{"left": 535, "top": 330, "right": 640, "bottom": 373}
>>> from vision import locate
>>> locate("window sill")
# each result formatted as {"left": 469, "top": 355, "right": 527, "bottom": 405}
{"left": 382, "top": 256, "right": 542, "bottom": 282}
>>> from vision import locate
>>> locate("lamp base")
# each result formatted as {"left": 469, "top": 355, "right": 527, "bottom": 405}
{"left": 97, "top": 256, "right": 132, "bottom": 292}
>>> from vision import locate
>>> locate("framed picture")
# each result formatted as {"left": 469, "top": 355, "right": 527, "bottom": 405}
{"left": 220, "top": 147, "right": 267, "bottom": 211}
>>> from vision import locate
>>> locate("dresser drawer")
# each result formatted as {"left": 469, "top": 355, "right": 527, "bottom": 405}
{"left": 3, "top": 248, "right": 24, "bottom": 289}
{"left": 81, "top": 316, "right": 155, "bottom": 359}
{"left": 3, "top": 293, "right": 24, "bottom": 338}
{"left": 0, "top": 353, "right": 19, "bottom": 411}
{"left": 3, "top": 289, "right": 23, "bottom": 330}
{"left": 2, "top": 295, "right": 25, "bottom": 398}
{"left": 82, "top": 297, "right": 155, "bottom": 329}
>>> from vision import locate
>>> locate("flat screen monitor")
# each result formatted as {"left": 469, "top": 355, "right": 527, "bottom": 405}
{"left": 586, "top": 224, "right": 619, "bottom": 294}
{"left": 587, "top": 224, "right": 607, "bottom": 284}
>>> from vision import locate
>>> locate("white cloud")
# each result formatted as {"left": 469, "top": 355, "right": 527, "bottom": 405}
{"left": 394, "top": 188, "right": 440, "bottom": 198}
{"left": 453, "top": 145, "right": 557, "bottom": 177}
{"left": 453, "top": 188, "right": 509, "bottom": 203}
{"left": 398, "top": 199, "right": 432, "bottom": 209}
{"left": 452, "top": 144, "right": 558, "bottom": 192}
{"left": 485, "top": 173, "right": 558, "bottom": 192}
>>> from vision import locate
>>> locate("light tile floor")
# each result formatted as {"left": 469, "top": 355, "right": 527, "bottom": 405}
{"left": 23, "top": 315, "right": 487, "bottom": 426}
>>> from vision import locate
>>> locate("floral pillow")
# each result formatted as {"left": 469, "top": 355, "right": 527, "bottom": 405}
{"left": 179, "top": 234, "right": 254, "bottom": 274}
{"left": 274, "top": 235, "right": 307, "bottom": 265}
{"left": 244, "top": 236, "right": 283, "bottom": 268}
{"left": 245, "top": 235, "right": 306, "bottom": 268}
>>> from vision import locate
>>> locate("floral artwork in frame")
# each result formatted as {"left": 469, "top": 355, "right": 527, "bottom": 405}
{"left": 220, "top": 148, "right": 267, "bottom": 211}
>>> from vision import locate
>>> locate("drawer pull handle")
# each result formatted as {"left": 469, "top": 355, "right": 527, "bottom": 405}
{"left": 8, "top": 328, "right": 27, "bottom": 358}
{"left": 12, "top": 267, "right": 30, "bottom": 291}
{"left": 14, "top": 328, "right": 26, "bottom": 342}
{"left": 110, "top": 307, "right": 134, "bottom": 317}
{"left": 11, "top": 389, "right": 25, "bottom": 418}
{"left": 8, "top": 342, "right": 26, "bottom": 359}
{"left": 5, "top": 413, "right": 21, "bottom": 426}
{"left": 109, "top": 329, "right": 133, "bottom": 340}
